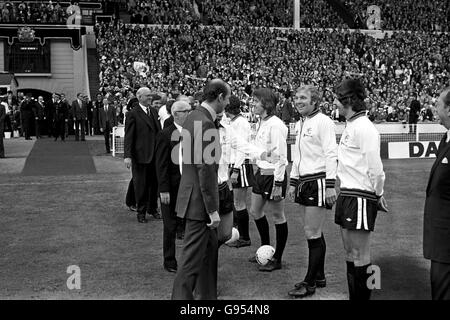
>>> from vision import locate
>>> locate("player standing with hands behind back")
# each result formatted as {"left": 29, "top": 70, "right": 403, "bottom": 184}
{"left": 287, "top": 85, "right": 338, "bottom": 298}
{"left": 333, "top": 78, "right": 388, "bottom": 300}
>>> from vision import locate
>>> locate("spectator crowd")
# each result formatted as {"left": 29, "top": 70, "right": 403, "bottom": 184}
{"left": 125, "top": 0, "right": 449, "bottom": 32}
{"left": 0, "top": 1, "right": 69, "bottom": 24}
{"left": 96, "top": 20, "right": 450, "bottom": 124}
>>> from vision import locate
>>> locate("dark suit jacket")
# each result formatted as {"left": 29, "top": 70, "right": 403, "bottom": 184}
{"left": 98, "top": 104, "right": 118, "bottom": 130}
{"left": 163, "top": 116, "right": 174, "bottom": 129}
{"left": 155, "top": 123, "right": 182, "bottom": 194}
{"left": 124, "top": 104, "right": 161, "bottom": 164}
{"left": 0, "top": 103, "right": 5, "bottom": 133}
{"left": 424, "top": 134, "right": 450, "bottom": 263}
{"left": 175, "top": 106, "right": 220, "bottom": 222}
{"left": 127, "top": 97, "right": 138, "bottom": 111}
{"left": 55, "top": 101, "right": 69, "bottom": 121}
{"left": 409, "top": 100, "right": 421, "bottom": 123}
{"left": 71, "top": 100, "right": 87, "bottom": 120}
{"left": 34, "top": 102, "right": 45, "bottom": 120}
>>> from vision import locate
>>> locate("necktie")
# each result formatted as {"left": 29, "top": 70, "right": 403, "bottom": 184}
{"left": 146, "top": 107, "right": 151, "bottom": 117}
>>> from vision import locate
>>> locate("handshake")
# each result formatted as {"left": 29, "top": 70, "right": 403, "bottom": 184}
{"left": 260, "top": 147, "right": 281, "bottom": 164}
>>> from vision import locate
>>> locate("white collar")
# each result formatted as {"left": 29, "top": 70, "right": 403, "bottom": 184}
{"left": 139, "top": 103, "right": 149, "bottom": 113}
{"left": 447, "top": 129, "right": 450, "bottom": 143}
{"left": 174, "top": 122, "right": 182, "bottom": 133}
{"left": 201, "top": 102, "right": 216, "bottom": 121}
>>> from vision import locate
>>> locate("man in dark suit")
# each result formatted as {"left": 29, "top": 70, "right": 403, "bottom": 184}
{"left": 409, "top": 96, "right": 421, "bottom": 134}
{"left": 46, "top": 94, "right": 58, "bottom": 137}
{"left": 71, "top": 93, "right": 88, "bottom": 141}
{"left": 0, "top": 98, "right": 5, "bottom": 158}
{"left": 424, "top": 87, "right": 450, "bottom": 300}
{"left": 20, "top": 93, "right": 35, "bottom": 140}
{"left": 156, "top": 100, "right": 191, "bottom": 273}
{"left": 172, "top": 79, "right": 231, "bottom": 300}
{"left": 98, "top": 97, "right": 117, "bottom": 153}
{"left": 54, "top": 94, "right": 69, "bottom": 141}
{"left": 60, "top": 93, "right": 70, "bottom": 138}
{"left": 93, "top": 93, "right": 104, "bottom": 135}
{"left": 124, "top": 87, "right": 161, "bottom": 223}
{"left": 34, "top": 96, "right": 46, "bottom": 139}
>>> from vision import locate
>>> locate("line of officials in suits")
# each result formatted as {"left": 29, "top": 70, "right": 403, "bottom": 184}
{"left": 0, "top": 91, "right": 119, "bottom": 146}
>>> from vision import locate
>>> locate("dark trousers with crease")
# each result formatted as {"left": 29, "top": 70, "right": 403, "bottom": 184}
{"left": 172, "top": 219, "right": 218, "bottom": 300}
{"left": 125, "top": 178, "right": 135, "bottom": 207}
{"left": 132, "top": 161, "right": 158, "bottom": 218}
{"left": 74, "top": 119, "right": 86, "bottom": 141}
{"left": 161, "top": 190, "right": 178, "bottom": 268}
{"left": 431, "top": 260, "right": 450, "bottom": 300}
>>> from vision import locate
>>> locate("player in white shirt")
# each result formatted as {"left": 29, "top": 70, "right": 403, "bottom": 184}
{"left": 248, "top": 88, "right": 289, "bottom": 272}
{"left": 224, "top": 96, "right": 255, "bottom": 248}
{"left": 333, "top": 78, "right": 388, "bottom": 300}
{"left": 287, "top": 85, "right": 338, "bottom": 298}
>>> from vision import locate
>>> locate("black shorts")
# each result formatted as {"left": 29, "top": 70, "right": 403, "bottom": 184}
{"left": 335, "top": 195, "right": 378, "bottom": 232}
{"left": 230, "top": 161, "right": 255, "bottom": 189}
{"left": 295, "top": 177, "right": 332, "bottom": 209}
{"left": 252, "top": 169, "right": 287, "bottom": 201}
{"left": 219, "top": 182, "right": 234, "bottom": 216}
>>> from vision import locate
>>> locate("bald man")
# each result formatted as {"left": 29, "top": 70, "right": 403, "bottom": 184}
{"left": 155, "top": 101, "right": 191, "bottom": 273}
{"left": 124, "top": 87, "right": 162, "bottom": 223}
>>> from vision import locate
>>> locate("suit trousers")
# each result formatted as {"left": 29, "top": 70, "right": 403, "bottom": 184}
{"left": 54, "top": 120, "right": 65, "bottom": 140}
{"left": 125, "top": 178, "right": 136, "bottom": 207}
{"left": 74, "top": 119, "right": 86, "bottom": 141}
{"left": 431, "top": 260, "right": 450, "bottom": 300}
{"left": 161, "top": 190, "right": 178, "bottom": 268}
{"left": 0, "top": 131, "right": 4, "bottom": 158}
{"left": 132, "top": 161, "right": 158, "bottom": 218}
{"left": 172, "top": 219, "right": 218, "bottom": 300}
{"left": 103, "top": 122, "right": 111, "bottom": 152}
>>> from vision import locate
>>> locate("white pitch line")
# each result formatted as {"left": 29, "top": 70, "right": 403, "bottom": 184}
{"left": 0, "top": 179, "right": 130, "bottom": 187}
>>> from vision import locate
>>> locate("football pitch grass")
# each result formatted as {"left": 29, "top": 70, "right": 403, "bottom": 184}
{"left": 0, "top": 138, "right": 433, "bottom": 299}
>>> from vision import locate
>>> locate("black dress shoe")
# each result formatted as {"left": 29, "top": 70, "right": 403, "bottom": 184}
{"left": 164, "top": 265, "right": 177, "bottom": 273}
{"left": 148, "top": 210, "right": 162, "bottom": 219}
{"left": 288, "top": 282, "right": 316, "bottom": 298}
{"left": 137, "top": 217, "right": 148, "bottom": 223}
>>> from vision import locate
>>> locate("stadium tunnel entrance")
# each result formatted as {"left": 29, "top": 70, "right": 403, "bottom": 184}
{"left": 17, "top": 89, "right": 53, "bottom": 102}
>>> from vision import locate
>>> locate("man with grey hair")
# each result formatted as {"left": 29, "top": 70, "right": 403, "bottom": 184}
{"left": 155, "top": 100, "right": 191, "bottom": 273}
{"left": 424, "top": 87, "right": 450, "bottom": 300}
{"left": 124, "top": 87, "right": 162, "bottom": 223}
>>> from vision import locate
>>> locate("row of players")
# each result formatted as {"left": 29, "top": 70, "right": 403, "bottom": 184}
{"left": 165, "top": 78, "right": 388, "bottom": 300}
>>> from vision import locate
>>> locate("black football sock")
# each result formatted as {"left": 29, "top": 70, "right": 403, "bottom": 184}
{"left": 232, "top": 206, "right": 238, "bottom": 228}
{"left": 304, "top": 237, "right": 322, "bottom": 287}
{"left": 316, "top": 234, "right": 326, "bottom": 280}
{"left": 346, "top": 261, "right": 356, "bottom": 300}
{"left": 237, "top": 209, "right": 250, "bottom": 241}
{"left": 273, "top": 222, "right": 288, "bottom": 262}
{"left": 355, "top": 264, "right": 372, "bottom": 300}
{"left": 254, "top": 216, "right": 270, "bottom": 246}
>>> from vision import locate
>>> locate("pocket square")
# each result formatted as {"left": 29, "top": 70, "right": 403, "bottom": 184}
{"left": 442, "top": 157, "right": 449, "bottom": 164}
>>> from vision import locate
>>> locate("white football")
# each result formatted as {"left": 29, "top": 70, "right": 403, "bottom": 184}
{"left": 225, "top": 227, "right": 240, "bottom": 245}
{"left": 255, "top": 245, "right": 275, "bottom": 265}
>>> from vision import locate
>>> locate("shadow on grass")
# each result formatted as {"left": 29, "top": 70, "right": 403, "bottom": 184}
{"left": 373, "top": 255, "right": 430, "bottom": 300}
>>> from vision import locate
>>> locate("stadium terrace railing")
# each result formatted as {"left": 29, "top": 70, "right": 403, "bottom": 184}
{"left": 111, "top": 122, "right": 447, "bottom": 157}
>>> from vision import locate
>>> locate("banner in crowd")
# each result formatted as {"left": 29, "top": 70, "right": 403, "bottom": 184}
{"left": 388, "top": 141, "right": 442, "bottom": 159}
{"left": 133, "top": 62, "right": 149, "bottom": 77}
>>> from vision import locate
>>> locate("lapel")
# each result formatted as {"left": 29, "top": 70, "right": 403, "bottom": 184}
{"left": 427, "top": 134, "right": 450, "bottom": 192}
{"left": 136, "top": 105, "right": 156, "bottom": 131}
